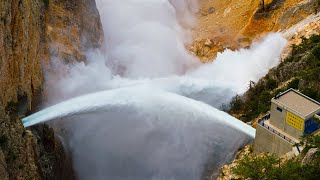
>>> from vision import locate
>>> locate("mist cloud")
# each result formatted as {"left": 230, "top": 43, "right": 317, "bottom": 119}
{"left": 46, "top": 0, "right": 287, "bottom": 105}
{"left": 42, "top": 0, "right": 288, "bottom": 179}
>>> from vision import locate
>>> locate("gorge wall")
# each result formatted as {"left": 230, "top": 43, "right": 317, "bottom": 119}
{"left": 192, "top": 0, "right": 320, "bottom": 62}
{"left": 0, "top": 0, "right": 44, "bottom": 109}
{"left": 0, "top": 0, "right": 103, "bottom": 179}
{"left": 1, "top": 0, "right": 320, "bottom": 179}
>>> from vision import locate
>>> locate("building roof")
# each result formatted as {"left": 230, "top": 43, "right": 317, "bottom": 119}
{"left": 272, "top": 89, "right": 320, "bottom": 118}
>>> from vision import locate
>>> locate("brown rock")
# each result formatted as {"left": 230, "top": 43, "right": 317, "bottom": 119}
{"left": 0, "top": 107, "right": 41, "bottom": 179}
{"left": 302, "top": 148, "right": 319, "bottom": 164}
{"left": 277, "top": 0, "right": 319, "bottom": 29}
{"left": 31, "top": 124, "right": 76, "bottom": 180}
{"left": 0, "top": 0, "right": 44, "bottom": 108}
{"left": 0, "top": 150, "right": 9, "bottom": 180}
{"left": 0, "top": 0, "right": 104, "bottom": 179}
{"left": 46, "top": 0, "right": 103, "bottom": 63}
{"left": 189, "top": 39, "right": 224, "bottom": 62}
{"left": 217, "top": 145, "right": 254, "bottom": 180}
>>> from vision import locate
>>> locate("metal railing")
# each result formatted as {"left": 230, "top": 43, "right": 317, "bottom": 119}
{"left": 258, "top": 114, "right": 298, "bottom": 145}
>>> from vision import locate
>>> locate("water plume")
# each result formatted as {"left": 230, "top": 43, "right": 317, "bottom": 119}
{"left": 34, "top": 0, "right": 289, "bottom": 179}
{"left": 24, "top": 87, "right": 254, "bottom": 180}
{"left": 96, "top": 0, "right": 199, "bottom": 78}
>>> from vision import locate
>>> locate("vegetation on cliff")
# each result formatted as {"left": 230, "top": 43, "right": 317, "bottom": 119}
{"left": 231, "top": 135, "right": 320, "bottom": 179}
{"left": 193, "top": 0, "right": 320, "bottom": 62}
{"left": 224, "top": 33, "right": 320, "bottom": 180}
{"left": 229, "top": 34, "right": 320, "bottom": 122}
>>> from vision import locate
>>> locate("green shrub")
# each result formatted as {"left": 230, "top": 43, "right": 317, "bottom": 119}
{"left": 232, "top": 153, "right": 320, "bottom": 180}
{"left": 230, "top": 95, "right": 244, "bottom": 112}
{"left": 266, "top": 78, "right": 277, "bottom": 90}
{"left": 311, "top": 46, "right": 320, "bottom": 61}
{"left": 301, "top": 87, "right": 319, "bottom": 101}
{"left": 232, "top": 154, "right": 279, "bottom": 179}
{"left": 299, "top": 135, "right": 320, "bottom": 153}
{"left": 229, "top": 34, "right": 320, "bottom": 122}
{"left": 233, "top": 135, "right": 320, "bottom": 180}
{"left": 258, "top": 91, "right": 272, "bottom": 113}
{"left": 275, "top": 160, "right": 306, "bottom": 180}
{"left": 310, "top": 34, "right": 320, "bottom": 44}
{"left": 287, "top": 79, "right": 300, "bottom": 89}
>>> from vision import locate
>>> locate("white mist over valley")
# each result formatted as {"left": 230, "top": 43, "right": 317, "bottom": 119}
{"left": 24, "top": 0, "right": 288, "bottom": 179}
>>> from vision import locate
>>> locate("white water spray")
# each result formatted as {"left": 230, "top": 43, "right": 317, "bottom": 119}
{"left": 25, "top": 0, "right": 288, "bottom": 179}
{"left": 24, "top": 87, "right": 254, "bottom": 179}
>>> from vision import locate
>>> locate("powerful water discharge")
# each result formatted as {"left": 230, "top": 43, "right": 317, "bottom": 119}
{"left": 23, "top": 0, "right": 288, "bottom": 179}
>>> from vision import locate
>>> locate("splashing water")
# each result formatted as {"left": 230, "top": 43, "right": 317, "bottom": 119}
{"left": 24, "top": 0, "right": 288, "bottom": 179}
{"left": 24, "top": 87, "right": 254, "bottom": 179}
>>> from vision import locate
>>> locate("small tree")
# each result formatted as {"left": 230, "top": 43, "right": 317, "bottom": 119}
{"left": 232, "top": 154, "right": 279, "bottom": 179}
{"left": 232, "top": 154, "right": 307, "bottom": 179}
{"left": 299, "top": 134, "right": 320, "bottom": 153}
{"left": 230, "top": 95, "right": 244, "bottom": 112}
{"left": 266, "top": 78, "right": 277, "bottom": 90}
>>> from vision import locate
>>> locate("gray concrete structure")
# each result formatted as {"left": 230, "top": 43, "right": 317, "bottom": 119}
{"left": 254, "top": 89, "right": 320, "bottom": 156}
{"left": 269, "top": 103, "right": 286, "bottom": 130}
{"left": 255, "top": 124, "right": 293, "bottom": 155}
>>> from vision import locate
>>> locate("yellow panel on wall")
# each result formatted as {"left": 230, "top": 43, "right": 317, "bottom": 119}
{"left": 286, "top": 112, "right": 304, "bottom": 131}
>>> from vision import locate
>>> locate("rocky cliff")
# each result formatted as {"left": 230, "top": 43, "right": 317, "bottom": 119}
{"left": 192, "top": 0, "right": 320, "bottom": 62}
{"left": 46, "top": 0, "right": 103, "bottom": 63}
{"left": 0, "top": 0, "right": 44, "bottom": 109}
{"left": 196, "top": 0, "right": 320, "bottom": 177}
{"left": 0, "top": 0, "right": 103, "bottom": 179}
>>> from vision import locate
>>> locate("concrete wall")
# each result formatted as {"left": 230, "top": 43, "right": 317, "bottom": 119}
{"left": 254, "top": 124, "right": 293, "bottom": 156}
{"left": 270, "top": 102, "right": 304, "bottom": 139}
{"left": 270, "top": 103, "right": 286, "bottom": 130}
{"left": 284, "top": 121, "right": 303, "bottom": 139}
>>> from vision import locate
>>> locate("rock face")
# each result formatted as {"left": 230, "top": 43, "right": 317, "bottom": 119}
{"left": 0, "top": 0, "right": 103, "bottom": 107}
{"left": 0, "top": 107, "right": 41, "bottom": 179}
{"left": 46, "top": 0, "right": 103, "bottom": 63}
{"left": 0, "top": 150, "right": 9, "bottom": 180}
{"left": 217, "top": 145, "right": 254, "bottom": 180}
{"left": 189, "top": 39, "right": 224, "bottom": 62}
{"left": 277, "top": 0, "right": 319, "bottom": 29}
{"left": 0, "top": 106, "right": 74, "bottom": 180}
{"left": 0, "top": 1, "right": 45, "bottom": 177}
{"left": 31, "top": 124, "right": 75, "bottom": 180}
{"left": 0, "top": 0, "right": 104, "bottom": 179}
{"left": 243, "top": 0, "right": 320, "bottom": 38}
{"left": 193, "top": 0, "right": 320, "bottom": 62}
{"left": 302, "top": 148, "right": 319, "bottom": 164}
{"left": 0, "top": 0, "right": 44, "bottom": 108}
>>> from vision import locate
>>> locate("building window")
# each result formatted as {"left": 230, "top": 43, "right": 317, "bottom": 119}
{"left": 276, "top": 107, "right": 283, "bottom": 112}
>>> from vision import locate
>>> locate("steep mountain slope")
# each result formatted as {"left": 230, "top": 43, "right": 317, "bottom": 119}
{"left": 195, "top": 1, "right": 320, "bottom": 178}
{"left": 0, "top": 0, "right": 44, "bottom": 109}
{"left": 192, "top": 0, "right": 320, "bottom": 62}
{"left": 1, "top": 0, "right": 320, "bottom": 179}
{"left": 0, "top": 0, "right": 103, "bottom": 179}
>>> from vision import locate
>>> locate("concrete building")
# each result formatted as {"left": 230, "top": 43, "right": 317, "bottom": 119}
{"left": 254, "top": 88, "right": 320, "bottom": 156}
